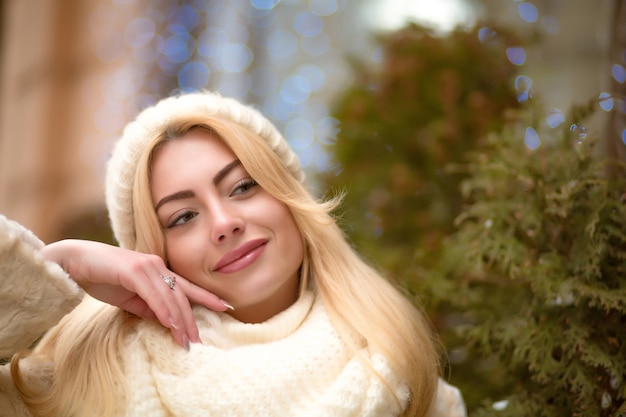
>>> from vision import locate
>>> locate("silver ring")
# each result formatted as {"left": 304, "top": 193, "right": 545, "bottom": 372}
{"left": 160, "top": 274, "right": 176, "bottom": 290}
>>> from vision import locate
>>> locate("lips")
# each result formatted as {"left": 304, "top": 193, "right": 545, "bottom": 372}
{"left": 213, "top": 238, "right": 268, "bottom": 273}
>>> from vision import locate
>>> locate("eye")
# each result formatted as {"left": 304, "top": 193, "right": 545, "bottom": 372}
{"left": 167, "top": 210, "right": 197, "bottom": 228}
{"left": 231, "top": 178, "right": 258, "bottom": 196}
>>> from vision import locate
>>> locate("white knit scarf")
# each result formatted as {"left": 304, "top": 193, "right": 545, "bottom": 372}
{"left": 122, "top": 292, "right": 409, "bottom": 417}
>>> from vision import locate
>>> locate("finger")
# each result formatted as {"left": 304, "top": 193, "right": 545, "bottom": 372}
{"left": 118, "top": 297, "right": 158, "bottom": 320}
{"left": 128, "top": 268, "right": 191, "bottom": 350}
{"left": 184, "top": 280, "right": 233, "bottom": 312}
{"left": 168, "top": 277, "right": 203, "bottom": 344}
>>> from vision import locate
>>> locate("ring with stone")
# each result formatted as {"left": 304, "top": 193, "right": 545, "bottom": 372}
{"left": 161, "top": 274, "right": 176, "bottom": 290}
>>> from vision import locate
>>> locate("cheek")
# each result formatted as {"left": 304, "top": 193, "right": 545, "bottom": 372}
{"left": 275, "top": 209, "right": 304, "bottom": 262}
{"left": 164, "top": 236, "right": 198, "bottom": 276}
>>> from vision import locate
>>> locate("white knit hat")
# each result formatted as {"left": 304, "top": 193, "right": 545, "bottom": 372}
{"left": 105, "top": 91, "right": 305, "bottom": 249}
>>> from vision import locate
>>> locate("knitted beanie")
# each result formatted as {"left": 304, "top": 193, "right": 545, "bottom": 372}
{"left": 105, "top": 91, "right": 305, "bottom": 249}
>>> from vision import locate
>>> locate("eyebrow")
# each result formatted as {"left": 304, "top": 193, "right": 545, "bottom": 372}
{"left": 213, "top": 159, "right": 242, "bottom": 186}
{"left": 154, "top": 159, "right": 242, "bottom": 211}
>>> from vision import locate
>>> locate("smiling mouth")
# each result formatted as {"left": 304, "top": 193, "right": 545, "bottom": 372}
{"left": 213, "top": 239, "right": 268, "bottom": 273}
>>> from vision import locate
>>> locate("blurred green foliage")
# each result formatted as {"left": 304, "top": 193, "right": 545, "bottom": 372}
{"left": 320, "top": 22, "right": 523, "bottom": 409}
{"left": 432, "top": 103, "right": 626, "bottom": 416}
{"left": 320, "top": 22, "right": 626, "bottom": 415}
{"left": 321, "top": 23, "right": 521, "bottom": 275}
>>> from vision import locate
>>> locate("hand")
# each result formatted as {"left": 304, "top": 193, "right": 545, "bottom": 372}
{"left": 41, "top": 239, "right": 230, "bottom": 350}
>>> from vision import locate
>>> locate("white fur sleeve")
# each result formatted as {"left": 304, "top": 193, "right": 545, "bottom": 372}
{"left": 0, "top": 215, "right": 83, "bottom": 358}
{"left": 427, "top": 379, "right": 467, "bottom": 417}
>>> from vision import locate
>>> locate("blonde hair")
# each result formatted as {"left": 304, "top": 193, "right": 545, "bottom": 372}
{"left": 13, "top": 112, "right": 441, "bottom": 417}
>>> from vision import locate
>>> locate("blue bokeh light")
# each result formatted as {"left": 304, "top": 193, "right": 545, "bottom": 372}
{"left": 478, "top": 26, "right": 497, "bottom": 43}
{"left": 309, "top": 0, "right": 338, "bottom": 16}
{"left": 161, "top": 32, "right": 195, "bottom": 63}
{"left": 281, "top": 75, "right": 311, "bottom": 104}
{"left": 570, "top": 124, "right": 588, "bottom": 143}
{"left": 168, "top": 5, "right": 200, "bottom": 34}
{"left": 598, "top": 92, "right": 614, "bottom": 112}
{"left": 109, "top": 1, "right": 348, "bottom": 172}
{"left": 296, "top": 64, "right": 326, "bottom": 91}
{"left": 524, "top": 127, "right": 540, "bottom": 150}
{"left": 285, "top": 118, "right": 315, "bottom": 149}
{"left": 514, "top": 75, "right": 533, "bottom": 102}
{"left": 506, "top": 47, "right": 527, "bottom": 66}
{"left": 264, "top": 93, "right": 299, "bottom": 122}
{"left": 215, "top": 73, "right": 252, "bottom": 100}
{"left": 216, "top": 43, "right": 253, "bottom": 73}
{"left": 518, "top": 2, "right": 539, "bottom": 23}
{"left": 294, "top": 11, "right": 324, "bottom": 37}
{"left": 267, "top": 29, "right": 299, "bottom": 60}
{"left": 178, "top": 61, "right": 210, "bottom": 90}
{"left": 197, "top": 28, "right": 229, "bottom": 57}
{"left": 250, "top": 0, "right": 280, "bottom": 11}
{"left": 546, "top": 108, "right": 564, "bottom": 128}
{"left": 612, "top": 64, "right": 626, "bottom": 83}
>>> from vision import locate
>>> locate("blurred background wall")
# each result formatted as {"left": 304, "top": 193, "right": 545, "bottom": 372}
{"left": 0, "top": 0, "right": 621, "bottom": 241}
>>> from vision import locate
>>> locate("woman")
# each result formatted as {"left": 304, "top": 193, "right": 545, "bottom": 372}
{"left": 0, "top": 91, "right": 465, "bottom": 417}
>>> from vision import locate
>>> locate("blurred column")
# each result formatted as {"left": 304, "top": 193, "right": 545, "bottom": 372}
{"left": 0, "top": 0, "right": 143, "bottom": 242}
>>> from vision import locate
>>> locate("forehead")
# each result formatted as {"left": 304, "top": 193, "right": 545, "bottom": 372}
{"left": 153, "top": 128, "right": 233, "bottom": 161}
{"left": 151, "top": 130, "right": 239, "bottom": 189}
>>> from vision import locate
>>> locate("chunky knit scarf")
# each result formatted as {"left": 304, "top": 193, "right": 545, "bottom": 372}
{"left": 123, "top": 292, "right": 409, "bottom": 417}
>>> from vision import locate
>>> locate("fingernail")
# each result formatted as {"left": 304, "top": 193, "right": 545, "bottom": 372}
{"left": 182, "top": 334, "right": 190, "bottom": 351}
{"left": 222, "top": 301, "right": 235, "bottom": 310}
{"left": 169, "top": 318, "right": 179, "bottom": 330}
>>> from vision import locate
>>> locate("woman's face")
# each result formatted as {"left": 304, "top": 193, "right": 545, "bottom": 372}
{"left": 150, "top": 128, "right": 304, "bottom": 323}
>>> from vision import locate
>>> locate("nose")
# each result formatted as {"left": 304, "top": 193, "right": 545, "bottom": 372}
{"left": 209, "top": 203, "right": 244, "bottom": 243}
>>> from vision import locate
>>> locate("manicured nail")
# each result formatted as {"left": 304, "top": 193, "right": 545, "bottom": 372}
{"left": 169, "top": 318, "right": 179, "bottom": 330}
{"left": 182, "top": 334, "right": 190, "bottom": 351}
{"left": 222, "top": 301, "right": 235, "bottom": 310}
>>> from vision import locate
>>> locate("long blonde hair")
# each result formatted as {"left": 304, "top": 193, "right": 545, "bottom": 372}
{"left": 13, "top": 112, "right": 441, "bottom": 417}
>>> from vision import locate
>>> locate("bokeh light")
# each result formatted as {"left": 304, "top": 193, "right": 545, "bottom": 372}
{"left": 506, "top": 47, "right": 527, "bottom": 66}
{"left": 267, "top": 29, "right": 299, "bottom": 60}
{"left": 88, "top": 1, "right": 351, "bottom": 175}
{"left": 285, "top": 118, "right": 315, "bottom": 149}
{"left": 570, "top": 124, "right": 587, "bottom": 143}
{"left": 598, "top": 92, "right": 614, "bottom": 112}
{"left": 515, "top": 75, "right": 533, "bottom": 102}
{"left": 250, "top": 0, "right": 280, "bottom": 11}
{"left": 309, "top": 0, "right": 338, "bottom": 16}
{"left": 524, "top": 127, "right": 540, "bottom": 150}
{"left": 612, "top": 64, "right": 626, "bottom": 83}
{"left": 294, "top": 11, "right": 324, "bottom": 37}
{"left": 178, "top": 61, "right": 210, "bottom": 90}
{"left": 478, "top": 26, "right": 497, "bottom": 43}
{"left": 546, "top": 108, "right": 564, "bottom": 128}
{"left": 518, "top": 2, "right": 539, "bottom": 23}
{"left": 281, "top": 75, "right": 311, "bottom": 104}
